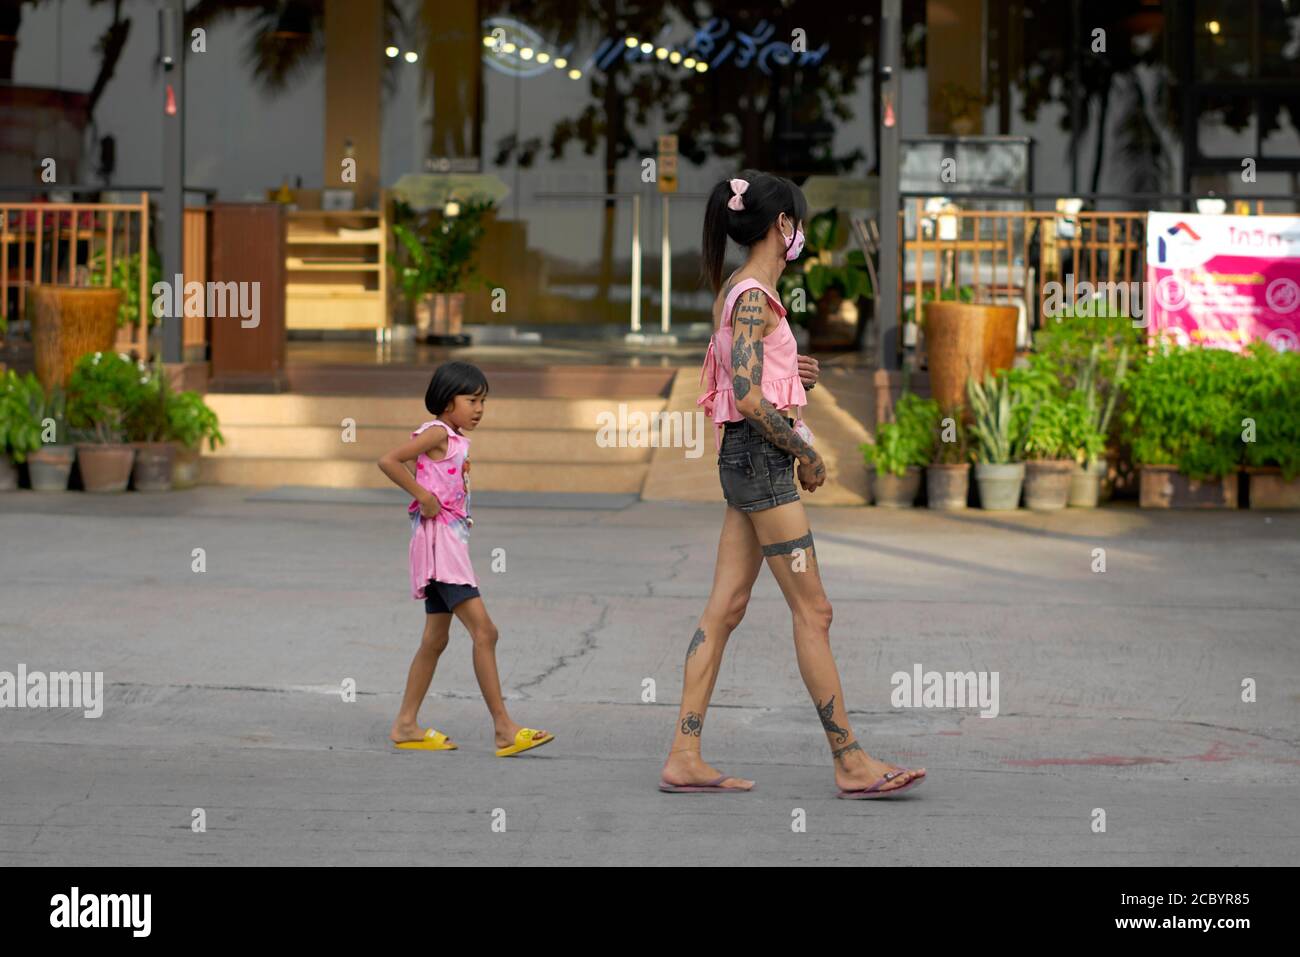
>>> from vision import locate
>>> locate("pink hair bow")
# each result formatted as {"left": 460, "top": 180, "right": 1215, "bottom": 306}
{"left": 727, "top": 178, "right": 749, "bottom": 211}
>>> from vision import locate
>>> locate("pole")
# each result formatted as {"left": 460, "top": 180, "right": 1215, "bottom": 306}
{"left": 661, "top": 194, "right": 671, "bottom": 334}
{"left": 630, "top": 194, "right": 642, "bottom": 334}
{"left": 160, "top": 0, "right": 184, "bottom": 363}
{"left": 877, "top": 0, "right": 901, "bottom": 371}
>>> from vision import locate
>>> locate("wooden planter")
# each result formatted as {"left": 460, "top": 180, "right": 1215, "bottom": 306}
{"left": 31, "top": 286, "right": 123, "bottom": 390}
{"left": 1246, "top": 467, "right": 1300, "bottom": 510}
{"left": 922, "top": 301, "right": 1018, "bottom": 413}
{"left": 1139, "top": 465, "right": 1238, "bottom": 509}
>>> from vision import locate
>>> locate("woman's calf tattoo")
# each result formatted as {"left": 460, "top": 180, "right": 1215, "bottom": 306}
{"left": 816, "top": 695, "right": 850, "bottom": 744}
{"left": 681, "top": 711, "right": 703, "bottom": 736}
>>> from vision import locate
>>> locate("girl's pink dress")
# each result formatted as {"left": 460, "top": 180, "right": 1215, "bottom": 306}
{"left": 407, "top": 419, "right": 477, "bottom": 598}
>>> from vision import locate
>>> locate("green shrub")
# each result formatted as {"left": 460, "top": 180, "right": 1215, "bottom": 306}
{"left": 1122, "top": 344, "right": 1247, "bottom": 479}
{"left": 67, "top": 351, "right": 146, "bottom": 444}
{"left": 167, "top": 390, "right": 224, "bottom": 452}
{"left": 860, "top": 393, "right": 941, "bottom": 476}
{"left": 1240, "top": 342, "right": 1300, "bottom": 480}
{"left": 0, "top": 370, "right": 45, "bottom": 464}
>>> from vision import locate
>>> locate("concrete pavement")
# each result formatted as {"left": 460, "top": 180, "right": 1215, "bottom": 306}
{"left": 1, "top": 486, "right": 1297, "bottom": 865}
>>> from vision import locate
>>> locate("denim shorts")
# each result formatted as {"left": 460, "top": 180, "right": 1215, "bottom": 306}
{"left": 718, "top": 416, "right": 801, "bottom": 513}
{"left": 423, "top": 579, "right": 481, "bottom": 615}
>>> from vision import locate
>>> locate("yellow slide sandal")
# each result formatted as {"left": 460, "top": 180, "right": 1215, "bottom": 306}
{"left": 496, "top": 728, "right": 554, "bottom": 757}
{"left": 394, "top": 728, "right": 457, "bottom": 751}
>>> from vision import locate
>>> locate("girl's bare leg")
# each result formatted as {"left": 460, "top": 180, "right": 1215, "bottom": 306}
{"left": 748, "top": 501, "right": 925, "bottom": 793}
{"left": 662, "top": 504, "right": 764, "bottom": 789}
{"left": 451, "top": 596, "right": 547, "bottom": 750}
{"left": 390, "top": 613, "right": 452, "bottom": 743}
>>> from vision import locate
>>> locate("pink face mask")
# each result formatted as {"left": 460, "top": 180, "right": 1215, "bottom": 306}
{"left": 782, "top": 219, "right": 805, "bottom": 261}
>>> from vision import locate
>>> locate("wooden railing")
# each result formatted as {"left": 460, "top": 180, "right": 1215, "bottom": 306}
{"left": 0, "top": 195, "right": 212, "bottom": 360}
{"left": 1, "top": 193, "right": 151, "bottom": 356}
{"left": 899, "top": 199, "right": 1283, "bottom": 336}
{"left": 902, "top": 200, "right": 1153, "bottom": 331}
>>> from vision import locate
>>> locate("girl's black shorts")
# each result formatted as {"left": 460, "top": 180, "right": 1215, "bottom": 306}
{"left": 423, "top": 579, "right": 480, "bottom": 614}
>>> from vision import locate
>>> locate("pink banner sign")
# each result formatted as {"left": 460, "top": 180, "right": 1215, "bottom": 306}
{"left": 1145, "top": 211, "right": 1300, "bottom": 352}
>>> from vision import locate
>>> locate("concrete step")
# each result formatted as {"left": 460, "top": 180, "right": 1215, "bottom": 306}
{"left": 281, "top": 362, "right": 676, "bottom": 398}
{"left": 199, "top": 456, "right": 648, "bottom": 493}
{"left": 203, "top": 393, "right": 668, "bottom": 431}
{"left": 207, "top": 424, "right": 654, "bottom": 463}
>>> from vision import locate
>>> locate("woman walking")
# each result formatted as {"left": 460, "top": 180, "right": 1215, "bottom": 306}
{"left": 659, "top": 170, "right": 926, "bottom": 799}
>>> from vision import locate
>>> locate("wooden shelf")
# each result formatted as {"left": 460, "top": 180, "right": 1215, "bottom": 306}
{"left": 284, "top": 198, "right": 389, "bottom": 331}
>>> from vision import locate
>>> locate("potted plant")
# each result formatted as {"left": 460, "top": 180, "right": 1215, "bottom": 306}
{"left": 926, "top": 407, "right": 970, "bottom": 510}
{"left": 167, "top": 389, "right": 225, "bottom": 489}
{"left": 1066, "top": 344, "right": 1124, "bottom": 507}
{"left": 859, "top": 392, "right": 938, "bottom": 507}
{"left": 0, "top": 370, "right": 46, "bottom": 490}
{"left": 776, "top": 208, "right": 874, "bottom": 350}
{"left": 967, "top": 370, "right": 1024, "bottom": 510}
{"left": 1241, "top": 341, "right": 1300, "bottom": 508}
{"left": 125, "top": 358, "right": 176, "bottom": 492}
{"left": 66, "top": 351, "right": 140, "bottom": 492}
{"left": 1123, "top": 345, "right": 1244, "bottom": 508}
{"left": 1006, "top": 361, "right": 1076, "bottom": 511}
{"left": 25, "top": 380, "right": 77, "bottom": 491}
{"left": 390, "top": 196, "right": 495, "bottom": 345}
{"left": 1032, "top": 315, "right": 1136, "bottom": 505}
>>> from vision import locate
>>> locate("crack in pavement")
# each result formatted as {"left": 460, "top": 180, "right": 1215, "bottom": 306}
{"left": 512, "top": 600, "right": 612, "bottom": 698}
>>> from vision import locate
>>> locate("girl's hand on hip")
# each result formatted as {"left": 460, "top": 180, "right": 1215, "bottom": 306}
{"left": 418, "top": 492, "right": 443, "bottom": 519}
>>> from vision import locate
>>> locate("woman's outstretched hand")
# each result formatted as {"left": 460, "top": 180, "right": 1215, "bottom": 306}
{"left": 797, "top": 354, "right": 820, "bottom": 390}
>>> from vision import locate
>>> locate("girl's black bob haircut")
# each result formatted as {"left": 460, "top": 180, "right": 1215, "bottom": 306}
{"left": 701, "top": 168, "right": 808, "bottom": 294}
{"left": 425, "top": 361, "right": 489, "bottom": 417}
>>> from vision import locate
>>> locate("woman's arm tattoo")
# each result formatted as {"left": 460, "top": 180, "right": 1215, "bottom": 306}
{"left": 728, "top": 291, "right": 821, "bottom": 467}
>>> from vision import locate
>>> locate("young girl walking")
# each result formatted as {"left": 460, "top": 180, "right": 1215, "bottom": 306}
{"left": 378, "top": 360, "right": 554, "bottom": 757}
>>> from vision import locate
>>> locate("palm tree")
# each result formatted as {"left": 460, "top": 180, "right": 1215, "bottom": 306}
{"left": 186, "top": 0, "right": 408, "bottom": 96}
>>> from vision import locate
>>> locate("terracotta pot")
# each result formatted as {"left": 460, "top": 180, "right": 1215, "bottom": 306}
{"left": 1246, "top": 467, "right": 1300, "bottom": 510}
{"left": 31, "top": 285, "right": 123, "bottom": 391}
{"left": 28, "top": 444, "right": 76, "bottom": 491}
{"left": 1139, "top": 465, "right": 1238, "bottom": 509}
{"left": 432, "top": 292, "right": 465, "bottom": 336}
{"left": 926, "top": 463, "right": 970, "bottom": 510}
{"left": 873, "top": 466, "right": 922, "bottom": 507}
{"left": 922, "top": 301, "right": 1019, "bottom": 414}
{"left": 0, "top": 453, "right": 17, "bottom": 491}
{"left": 172, "top": 443, "right": 202, "bottom": 490}
{"left": 1023, "top": 459, "right": 1075, "bottom": 510}
{"left": 1068, "top": 458, "right": 1108, "bottom": 508}
{"left": 974, "top": 462, "right": 1024, "bottom": 510}
{"left": 76, "top": 443, "right": 135, "bottom": 493}
{"left": 131, "top": 441, "right": 175, "bottom": 492}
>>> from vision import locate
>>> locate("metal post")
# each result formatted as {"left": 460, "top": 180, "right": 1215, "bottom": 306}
{"left": 160, "top": 0, "right": 184, "bottom": 363}
{"left": 629, "top": 193, "right": 642, "bottom": 334}
{"left": 1070, "top": 0, "right": 1081, "bottom": 193}
{"left": 877, "top": 0, "right": 901, "bottom": 371}
{"left": 661, "top": 194, "right": 671, "bottom": 334}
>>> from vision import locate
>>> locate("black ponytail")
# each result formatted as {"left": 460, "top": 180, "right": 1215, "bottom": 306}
{"left": 701, "top": 168, "right": 809, "bottom": 293}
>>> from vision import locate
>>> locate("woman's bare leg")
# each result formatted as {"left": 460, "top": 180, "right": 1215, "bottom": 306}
{"left": 390, "top": 613, "right": 452, "bottom": 744}
{"left": 662, "top": 504, "right": 764, "bottom": 789}
{"left": 747, "top": 500, "right": 925, "bottom": 793}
